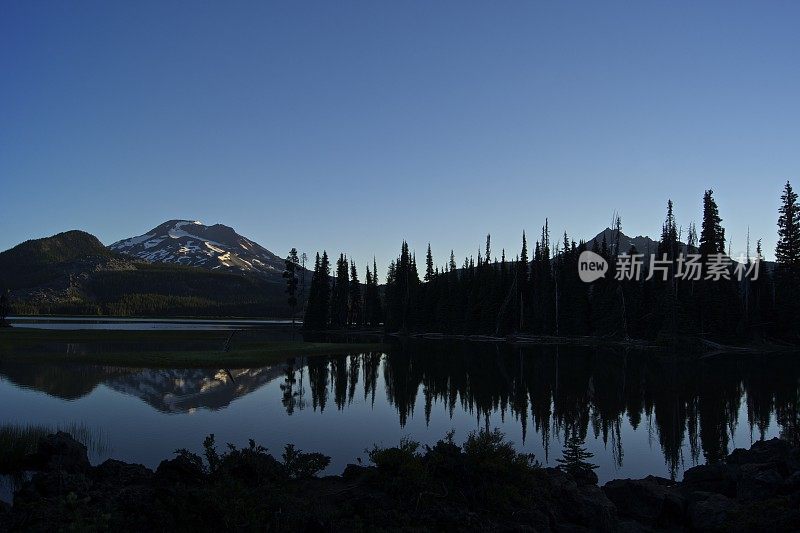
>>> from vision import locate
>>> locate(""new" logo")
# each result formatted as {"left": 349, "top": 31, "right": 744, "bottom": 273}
{"left": 578, "top": 251, "right": 608, "bottom": 283}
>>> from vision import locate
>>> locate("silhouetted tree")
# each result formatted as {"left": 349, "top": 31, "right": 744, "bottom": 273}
{"left": 303, "top": 252, "right": 331, "bottom": 330}
{"left": 776, "top": 181, "right": 800, "bottom": 337}
{"left": 699, "top": 189, "right": 725, "bottom": 257}
{"left": 557, "top": 433, "right": 598, "bottom": 481}
{"left": 283, "top": 248, "right": 300, "bottom": 330}
{"left": 424, "top": 243, "right": 434, "bottom": 282}
{"left": 330, "top": 254, "right": 350, "bottom": 328}
{"left": 349, "top": 261, "right": 362, "bottom": 327}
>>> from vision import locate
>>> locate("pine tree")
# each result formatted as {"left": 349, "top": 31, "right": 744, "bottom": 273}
{"left": 349, "top": 261, "right": 362, "bottom": 327}
{"left": 776, "top": 181, "right": 800, "bottom": 267}
{"left": 424, "top": 243, "right": 434, "bottom": 282}
{"left": 283, "top": 248, "right": 300, "bottom": 330}
{"left": 303, "top": 252, "right": 331, "bottom": 330}
{"left": 516, "top": 231, "right": 529, "bottom": 330}
{"left": 699, "top": 190, "right": 725, "bottom": 257}
{"left": 371, "top": 257, "right": 383, "bottom": 326}
{"left": 330, "top": 253, "right": 350, "bottom": 327}
{"left": 556, "top": 433, "right": 598, "bottom": 480}
{"left": 658, "top": 200, "right": 679, "bottom": 261}
{"left": 775, "top": 181, "right": 800, "bottom": 338}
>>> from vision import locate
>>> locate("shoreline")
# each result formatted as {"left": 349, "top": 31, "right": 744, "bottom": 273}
{"left": 2, "top": 432, "right": 798, "bottom": 531}
{"left": 0, "top": 329, "right": 389, "bottom": 368}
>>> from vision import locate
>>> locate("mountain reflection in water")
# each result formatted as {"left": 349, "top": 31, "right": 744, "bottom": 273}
{"left": 0, "top": 342, "right": 798, "bottom": 482}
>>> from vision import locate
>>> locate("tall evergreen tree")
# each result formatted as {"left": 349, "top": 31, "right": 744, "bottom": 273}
{"left": 349, "top": 261, "right": 362, "bottom": 327}
{"left": 330, "top": 253, "right": 350, "bottom": 327}
{"left": 424, "top": 244, "right": 434, "bottom": 282}
{"left": 776, "top": 181, "right": 800, "bottom": 267}
{"left": 699, "top": 190, "right": 725, "bottom": 257}
{"left": 658, "top": 200, "right": 679, "bottom": 261}
{"left": 557, "top": 433, "right": 598, "bottom": 480}
{"left": 303, "top": 252, "right": 331, "bottom": 330}
{"left": 283, "top": 248, "right": 300, "bottom": 330}
{"left": 775, "top": 181, "right": 800, "bottom": 337}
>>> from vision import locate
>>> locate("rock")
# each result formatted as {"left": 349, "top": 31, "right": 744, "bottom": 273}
{"left": 29, "top": 432, "right": 90, "bottom": 473}
{"left": 681, "top": 463, "right": 739, "bottom": 497}
{"left": 25, "top": 470, "right": 92, "bottom": 499}
{"left": 574, "top": 485, "right": 617, "bottom": 532}
{"left": 573, "top": 468, "right": 599, "bottom": 486}
{"left": 342, "top": 463, "right": 369, "bottom": 481}
{"left": 602, "top": 475, "right": 684, "bottom": 527}
{"left": 785, "top": 470, "right": 800, "bottom": 491}
{"left": 542, "top": 468, "right": 617, "bottom": 531}
{"left": 154, "top": 454, "right": 205, "bottom": 485}
{"left": 92, "top": 459, "right": 153, "bottom": 486}
{"left": 616, "top": 520, "right": 654, "bottom": 532}
{"left": 728, "top": 438, "right": 793, "bottom": 466}
{"left": 736, "top": 462, "right": 785, "bottom": 501}
{"left": 0, "top": 500, "right": 10, "bottom": 526}
{"left": 688, "top": 493, "right": 738, "bottom": 532}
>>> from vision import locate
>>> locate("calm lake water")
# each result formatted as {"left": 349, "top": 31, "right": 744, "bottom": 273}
{"left": 7, "top": 316, "right": 292, "bottom": 330}
{"left": 3, "top": 324, "right": 798, "bottom": 506}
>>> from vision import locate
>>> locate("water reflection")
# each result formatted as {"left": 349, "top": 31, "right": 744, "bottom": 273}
{"left": 279, "top": 343, "right": 800, "bottom": 479}
{"left": 0, "top": 362, "right": 293, "bottom": 413}
{"left": 1, "top": 342, "right": 798, "bottom": 482}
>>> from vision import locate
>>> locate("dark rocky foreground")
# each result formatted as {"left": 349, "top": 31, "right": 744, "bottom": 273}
{"left": 2, "top": 432, "right": 800, "bottom": 532}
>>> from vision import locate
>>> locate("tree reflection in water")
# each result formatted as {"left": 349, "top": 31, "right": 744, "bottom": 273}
{"left": 291, "top": 342, "right": 800, "bottom": 481}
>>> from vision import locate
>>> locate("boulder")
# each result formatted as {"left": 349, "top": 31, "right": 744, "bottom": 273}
{"left": 728, "top": 438, "right": 793, "bottom": 466}
{"left": 616, "top": 520, "right": 655, "bottom": 533}
{"left": 342, "top": 463, "right": 369, "bottom": 481}
{"left": 26, "top": 470, "right": 92, "bottom": 499}
{"left": 736, "top": 462, "right": 785, "bottom": 501}
{"left": 602, "top": 475, "right": 684, "bottom": 527}
{"left": 0, "top": 499, "right": 10, "bottom": 526}
{"left": 92, "top": 459, "right": 153, "bottom": 486}
{"left": 154, "top": 454, "right": 205, "bottom": 485}
{"left": 688, "top": 492, "right": 738, "bottom": 532}
{"left": 573, "top": 467, "right": 599, "bottom": 486}
{"left": 681, "top": 463, "right": 739, "bottom": 497}
{"left": 29, "top": 432, "right": 90, "bottom": 473}
{"left": 574, "top": 485, "right": 618, "bottom": 532}
{"left": 543, "top": 468, "right": 618, "bottom": 531}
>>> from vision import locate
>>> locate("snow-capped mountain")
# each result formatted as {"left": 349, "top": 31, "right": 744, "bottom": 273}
{"left": 109, "top": 220, "right": 286, "bottom": 275}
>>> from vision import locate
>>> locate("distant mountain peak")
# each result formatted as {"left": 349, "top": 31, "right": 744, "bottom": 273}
{"left": 109, "top": 220, "right": 284, "bottom": 275}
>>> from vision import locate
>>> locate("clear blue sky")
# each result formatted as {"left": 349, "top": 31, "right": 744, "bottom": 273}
{"left": 2, "top": 1, "right": 799, "bottom": 276}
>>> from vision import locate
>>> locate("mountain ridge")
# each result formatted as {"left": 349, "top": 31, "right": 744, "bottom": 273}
{"left": 0, "top": 230, "right": 299, "bottom": 317}
{"left": 109, "top": 220, "right": 286, "bottom": 276}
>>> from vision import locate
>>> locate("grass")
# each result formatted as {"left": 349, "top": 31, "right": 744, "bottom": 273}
{"left": 0, "top": 328, "right": 390, "bottom": 368}
{"left": 0, "top": 422, "right": 110, "bottom": 473}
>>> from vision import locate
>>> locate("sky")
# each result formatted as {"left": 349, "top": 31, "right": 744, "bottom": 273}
{"left": 2, "top": 1, "right": 799, "bottom": 276}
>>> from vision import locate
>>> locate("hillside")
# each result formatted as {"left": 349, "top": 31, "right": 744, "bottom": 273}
{"left": 0, "top": 231, "right": 302, "bottom": 317}
{"left": 109, "top": 220, "right": 288, "bottom": 277}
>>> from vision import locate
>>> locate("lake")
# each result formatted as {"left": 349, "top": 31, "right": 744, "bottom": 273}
{"left": 2, "top": 322, "right": 798, "bottom": 505}
{"left": 7, "top": 316, "right": 293, "bottom": 330}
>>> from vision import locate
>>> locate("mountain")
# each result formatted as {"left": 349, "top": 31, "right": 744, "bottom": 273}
{"left": 109, "top": 220, "right": 286, "bottom": 276}
{"left": 0, "top": 230, "right": 301, "bottom": 317}
{"left": 0, "top": 230, "right": 132, "bottom": 295}
{"left": 0, "top": 362, "right": 291, "bottom": 411}
{"left": 587, "top": 228, "right": 665, "bottom": 255}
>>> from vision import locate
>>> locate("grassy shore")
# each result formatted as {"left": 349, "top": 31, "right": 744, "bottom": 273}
{"left": 0, "top": 328, "right": 390, "bottom": 367}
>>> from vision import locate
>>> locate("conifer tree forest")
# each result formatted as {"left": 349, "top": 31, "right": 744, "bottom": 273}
{"left": 304, "top": 185, "right": 800, "bottom": 343}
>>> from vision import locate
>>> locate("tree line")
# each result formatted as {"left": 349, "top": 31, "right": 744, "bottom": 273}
{"left": 297, "top": 183, "right": 800, "bottom": 343}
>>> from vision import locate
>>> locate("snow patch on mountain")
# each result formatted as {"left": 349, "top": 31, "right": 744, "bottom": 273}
{"left": 109, "top": 219, "right": 286, "bottom": 276}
